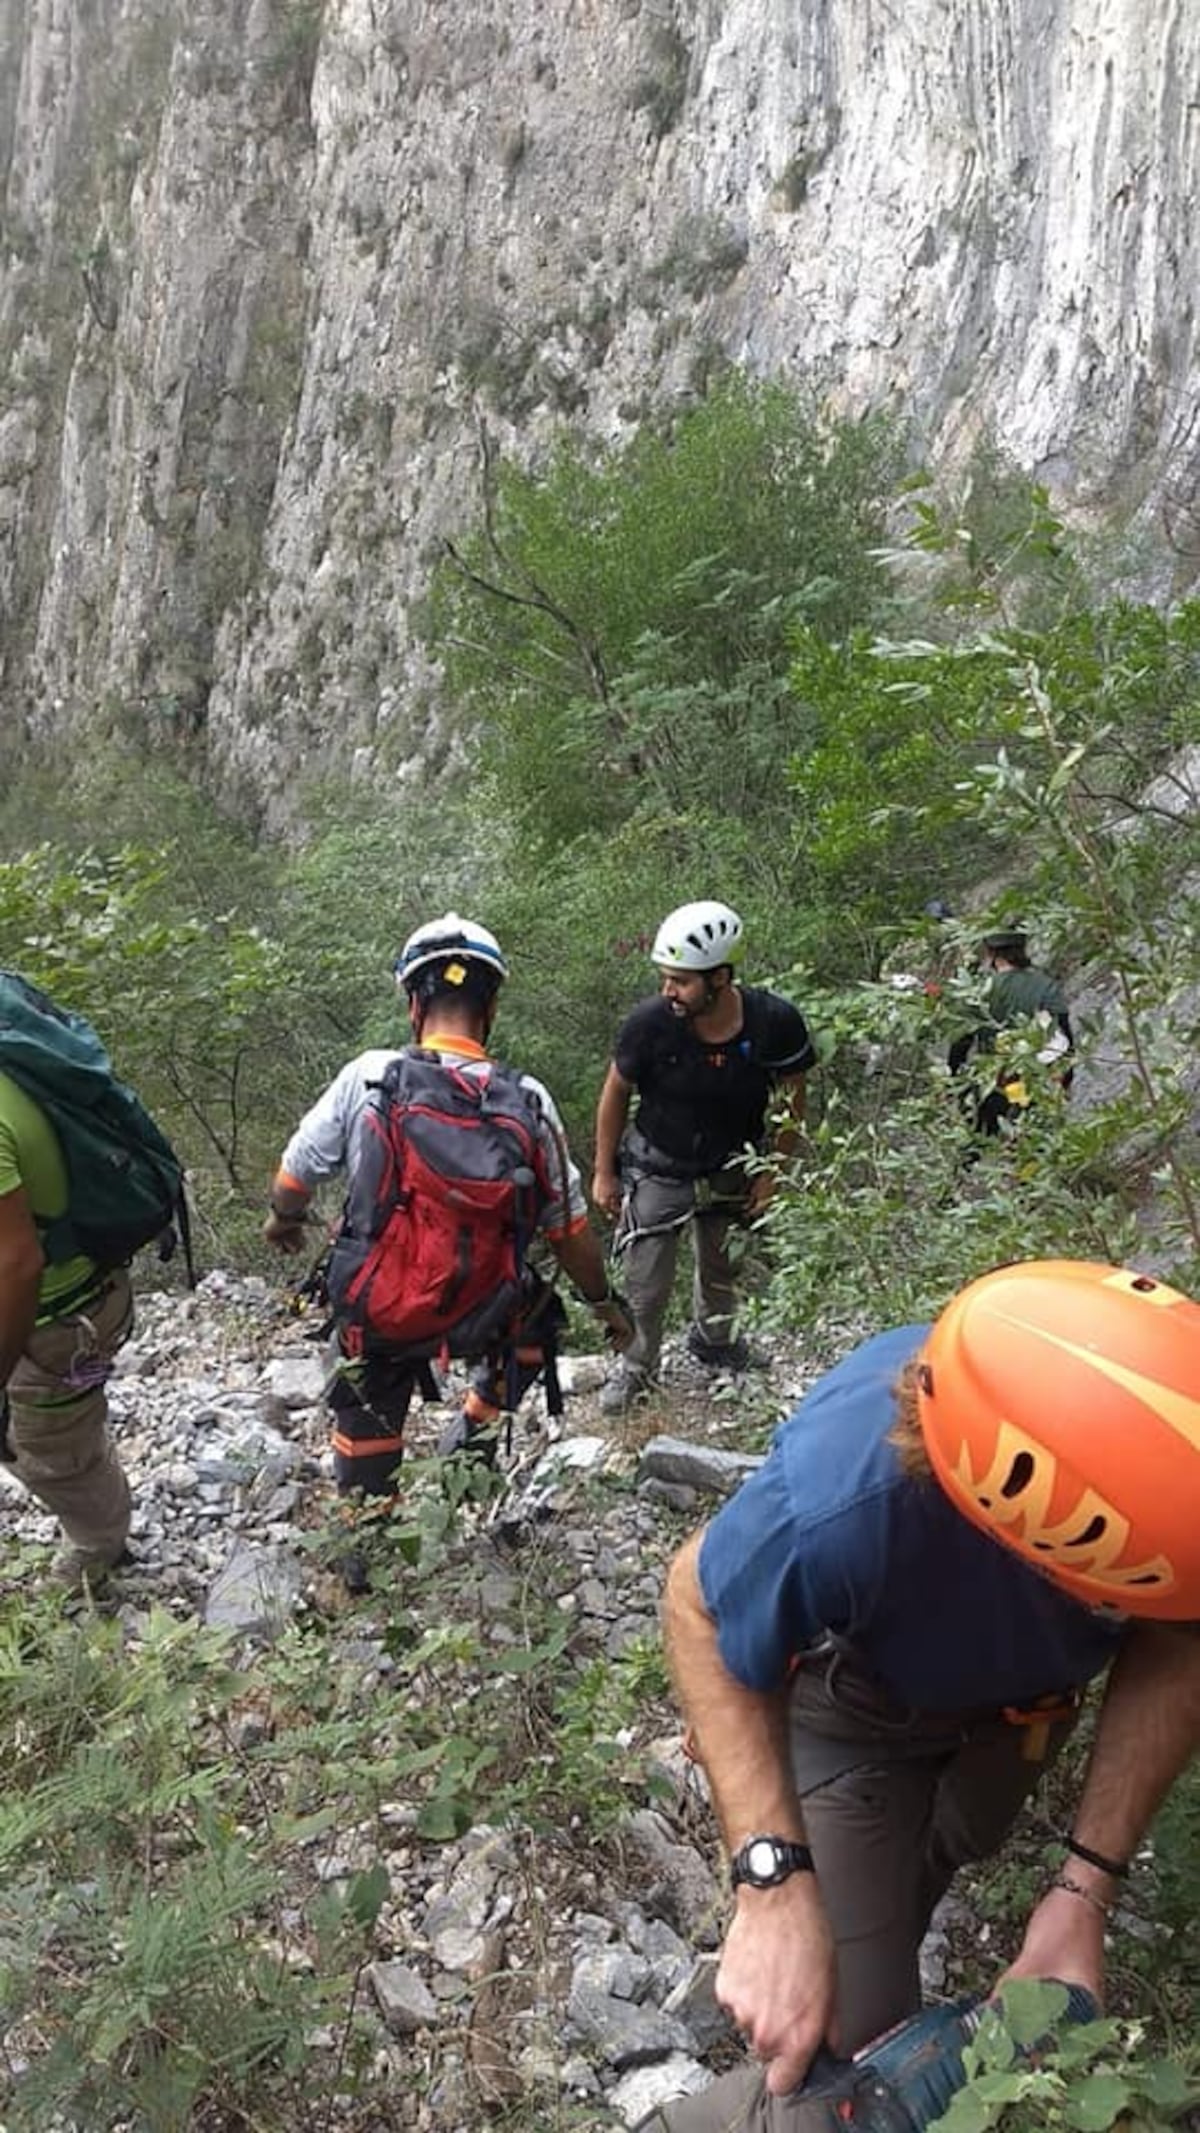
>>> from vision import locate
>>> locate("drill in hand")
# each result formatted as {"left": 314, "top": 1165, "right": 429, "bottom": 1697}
{"left": 798, "top": 1984, "right": 1098, "bottom": 2131}
{"left": 644, "top": 1984, "right": 1098, "bottom": 2131}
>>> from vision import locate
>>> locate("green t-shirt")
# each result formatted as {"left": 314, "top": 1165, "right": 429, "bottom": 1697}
{"left": 0, "top": 1069, "right": 99, "bottom": 1317}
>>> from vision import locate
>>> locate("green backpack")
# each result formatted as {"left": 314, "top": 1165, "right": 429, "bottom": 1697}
{"left": 0, "top": 970, "right": 195, "bottom": 1281}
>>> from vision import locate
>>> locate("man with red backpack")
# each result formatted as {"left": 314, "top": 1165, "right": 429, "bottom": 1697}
{"left": 264, "top": 916, "right": 631, "bottom": 1584}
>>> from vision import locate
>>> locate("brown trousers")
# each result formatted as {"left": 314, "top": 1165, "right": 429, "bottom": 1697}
{"left": 5, "top": 1270, "right": 135, "bottom": 1566}
{"left": 637, "top": 1648, "right": 1080, "bottom": 2133}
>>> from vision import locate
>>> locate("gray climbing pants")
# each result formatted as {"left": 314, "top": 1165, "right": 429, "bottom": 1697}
{"left": 614, "top": 1157, "right": 749, "bottom": 1377}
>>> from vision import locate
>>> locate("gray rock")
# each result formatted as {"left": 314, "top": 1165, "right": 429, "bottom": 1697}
{"left": 478, "top": 1568, "right": 519, "bottom": 1610}
{"left": 637, "top": 1919, "right": 695, "bottom": 2000}
{"left": 567, "top": 1980, "right": 693, "bottom": 2069}
{"left": 260, "top": 1356, "right": 328, "bottom": 1410}
{"left": 559, "top": 2051, "right": 603, "bottom": 2096}
{"left": 556, "top": 1354, "right": 610, "bottom": 1395}
{"left": 639, "top": 1477, "right": 701, "bottom": 1513}
{"left": 203, "top": 1541, "right": 304, "bottom": 1638}
{"left": 195, "top": 1421, "right": 302, "bottom": 1487}
{"left": 663, "top": 1955, "right": 734, "bottom": 2051}
{"left": 424, "top": 1831, "right": 512, "bottom": 1971}
{"left": 572, "top": 1945, "right": 654, "bottom": 2003}
{"left": 531, "top": 1434, "right": 612, "bottom": 1481}
{"left": 622, "top": 1811, "right": 725, "bottom": 1946}
{"left": 609, "top": 2051, "right": 713, "bottom": 2124}
{"left": 637, "top": 1435, "right": 763, "bottom": 1496}
{"left": 369, "top": 1959, "right": 439, "bottom": 2035}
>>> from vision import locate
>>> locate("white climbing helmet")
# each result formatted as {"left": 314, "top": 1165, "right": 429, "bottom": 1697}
{"left": 394, "top": 913, "right": 509, "bottom": 991}
{"left": 651, "top": 901, "right": 745, "bottom": 972}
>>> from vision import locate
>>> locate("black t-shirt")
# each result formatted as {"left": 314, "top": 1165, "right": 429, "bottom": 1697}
{"left": 614, "top": 986, "right": 817, "bottom": 1176}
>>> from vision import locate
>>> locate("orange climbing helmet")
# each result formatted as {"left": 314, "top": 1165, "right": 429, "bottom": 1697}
{"left": 916, "top": 1260, "right": 1200, "bottom": 1619}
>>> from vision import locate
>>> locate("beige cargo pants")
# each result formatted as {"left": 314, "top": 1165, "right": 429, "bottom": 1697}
{"left": 5, "top": 1270, "right": 135, "bottom": 1570}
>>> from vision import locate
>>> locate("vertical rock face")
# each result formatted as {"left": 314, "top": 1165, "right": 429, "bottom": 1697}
{"left": 1, "top": 0, "right": 1197, "bottom": 820}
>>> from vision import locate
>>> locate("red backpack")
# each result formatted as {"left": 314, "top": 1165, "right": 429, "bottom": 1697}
{"left": 326, "top": 1050, "right": 555, "bottom": 1359}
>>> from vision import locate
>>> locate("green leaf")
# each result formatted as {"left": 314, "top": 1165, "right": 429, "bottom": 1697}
{"left": 995, "top": 1977, "right": 1071, "bottom": 2045}
{"left": 1063, "top": 2071, "right": 1134, "bottom": 2130}
{"left": 416, "top": 1793, "right": 470, "bottom": 1841}
{"left": 345, "top": 1862, "right": 390, "bottom": 1930}
{"left": 1136, "top": 2061, "right": 1198, "bottom": 2108}
{"left": 275, "top": 1805, "right": 340, "bottom": 1844}
{"left": 930, "top": 2088, "right": 998, "bottom": 2133}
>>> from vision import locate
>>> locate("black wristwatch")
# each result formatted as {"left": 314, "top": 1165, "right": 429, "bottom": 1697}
{"left": 730, "top": 1834, "right": 815, "bottom": 1890}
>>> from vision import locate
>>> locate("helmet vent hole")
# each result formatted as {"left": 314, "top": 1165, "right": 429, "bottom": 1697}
{"left": 1000, "top": 1452, "right": 1035, "bottom": 1499}
{"left": 1066, "top": 1515, "right": 1107, "bottom": 1549}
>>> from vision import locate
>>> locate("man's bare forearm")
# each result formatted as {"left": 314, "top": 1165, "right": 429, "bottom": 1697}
{"left": 592, "top": 1067, "right": 633, "bottom": 1217}
{"left": 1072, "top": 1623, "right": 1200, "bottom": 1869}
{"left": 1003, "top": 1624, "right": 1200, "bottom": 2001}
{"left": 593, "top": 1066, "right": 632, "bottom": 1177}
{"left": 663, "top": 1531, "right": 805, "bottom": 1846}
{"left": 664, "top": 1530, "right": 839, "bottom": 2091}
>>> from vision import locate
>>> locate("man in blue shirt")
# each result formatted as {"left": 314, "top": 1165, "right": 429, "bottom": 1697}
{"left": 644, "top": 1260, "right": 1200, "bottom": 2130}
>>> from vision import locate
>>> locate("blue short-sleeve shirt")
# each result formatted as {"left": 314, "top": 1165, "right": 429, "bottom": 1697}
{"left": 698, "top": 1326, "right": 1124, "bottom": 1712}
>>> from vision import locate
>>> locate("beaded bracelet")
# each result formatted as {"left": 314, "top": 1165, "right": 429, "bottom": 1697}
{"left": 1052, "top": 1873, "right": 1112, "bottom": 1917}
{"left": 1065, "top": 1835, "right": 1129, "bottom": 1879}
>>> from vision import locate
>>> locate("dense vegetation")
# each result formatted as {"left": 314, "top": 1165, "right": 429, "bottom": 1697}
{"left": 1, "top": 374, "right": 1199, "bottom": 2126}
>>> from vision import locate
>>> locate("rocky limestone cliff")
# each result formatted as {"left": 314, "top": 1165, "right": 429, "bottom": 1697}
{"left": 1, "top": 0, "right": 1198, "bottom": 822}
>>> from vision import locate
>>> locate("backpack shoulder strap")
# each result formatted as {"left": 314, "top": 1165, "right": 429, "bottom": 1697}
{"left": 735, "top": 986, "right": 767, "bottom": 1060}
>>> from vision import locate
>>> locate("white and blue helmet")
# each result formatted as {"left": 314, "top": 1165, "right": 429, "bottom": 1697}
{"left": 394, "top": 913, "right": 508, "bottom": 993}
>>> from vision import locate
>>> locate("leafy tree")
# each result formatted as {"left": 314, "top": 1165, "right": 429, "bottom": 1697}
{"left": 278, "top": 778, "right": 482, "bottom": 1049}
{"left": 759, "top": 586, "right": 1200, "bottom": 1352}
{"left": 785, "top": 600, "right": 1200, "bottom": 979}
{"left": 0, "top": 839, "right": 346, "bottom": 1275}
{"left": 426, "top": 375, "right": 902, "bottom": 849}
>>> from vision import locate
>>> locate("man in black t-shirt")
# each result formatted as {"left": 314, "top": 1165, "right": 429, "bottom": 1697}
{"left": 593, "top": 901, "right": 815, "bottom": 1413}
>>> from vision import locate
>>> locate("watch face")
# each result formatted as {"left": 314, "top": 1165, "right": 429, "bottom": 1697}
{"left": 746, "top": 1838, "right": 782, "bottom": 1883}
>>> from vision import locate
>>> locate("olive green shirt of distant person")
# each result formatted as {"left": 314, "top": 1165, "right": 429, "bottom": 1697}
{"left": 987, "top": 965, "right": 1068, "bottom": 1026}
